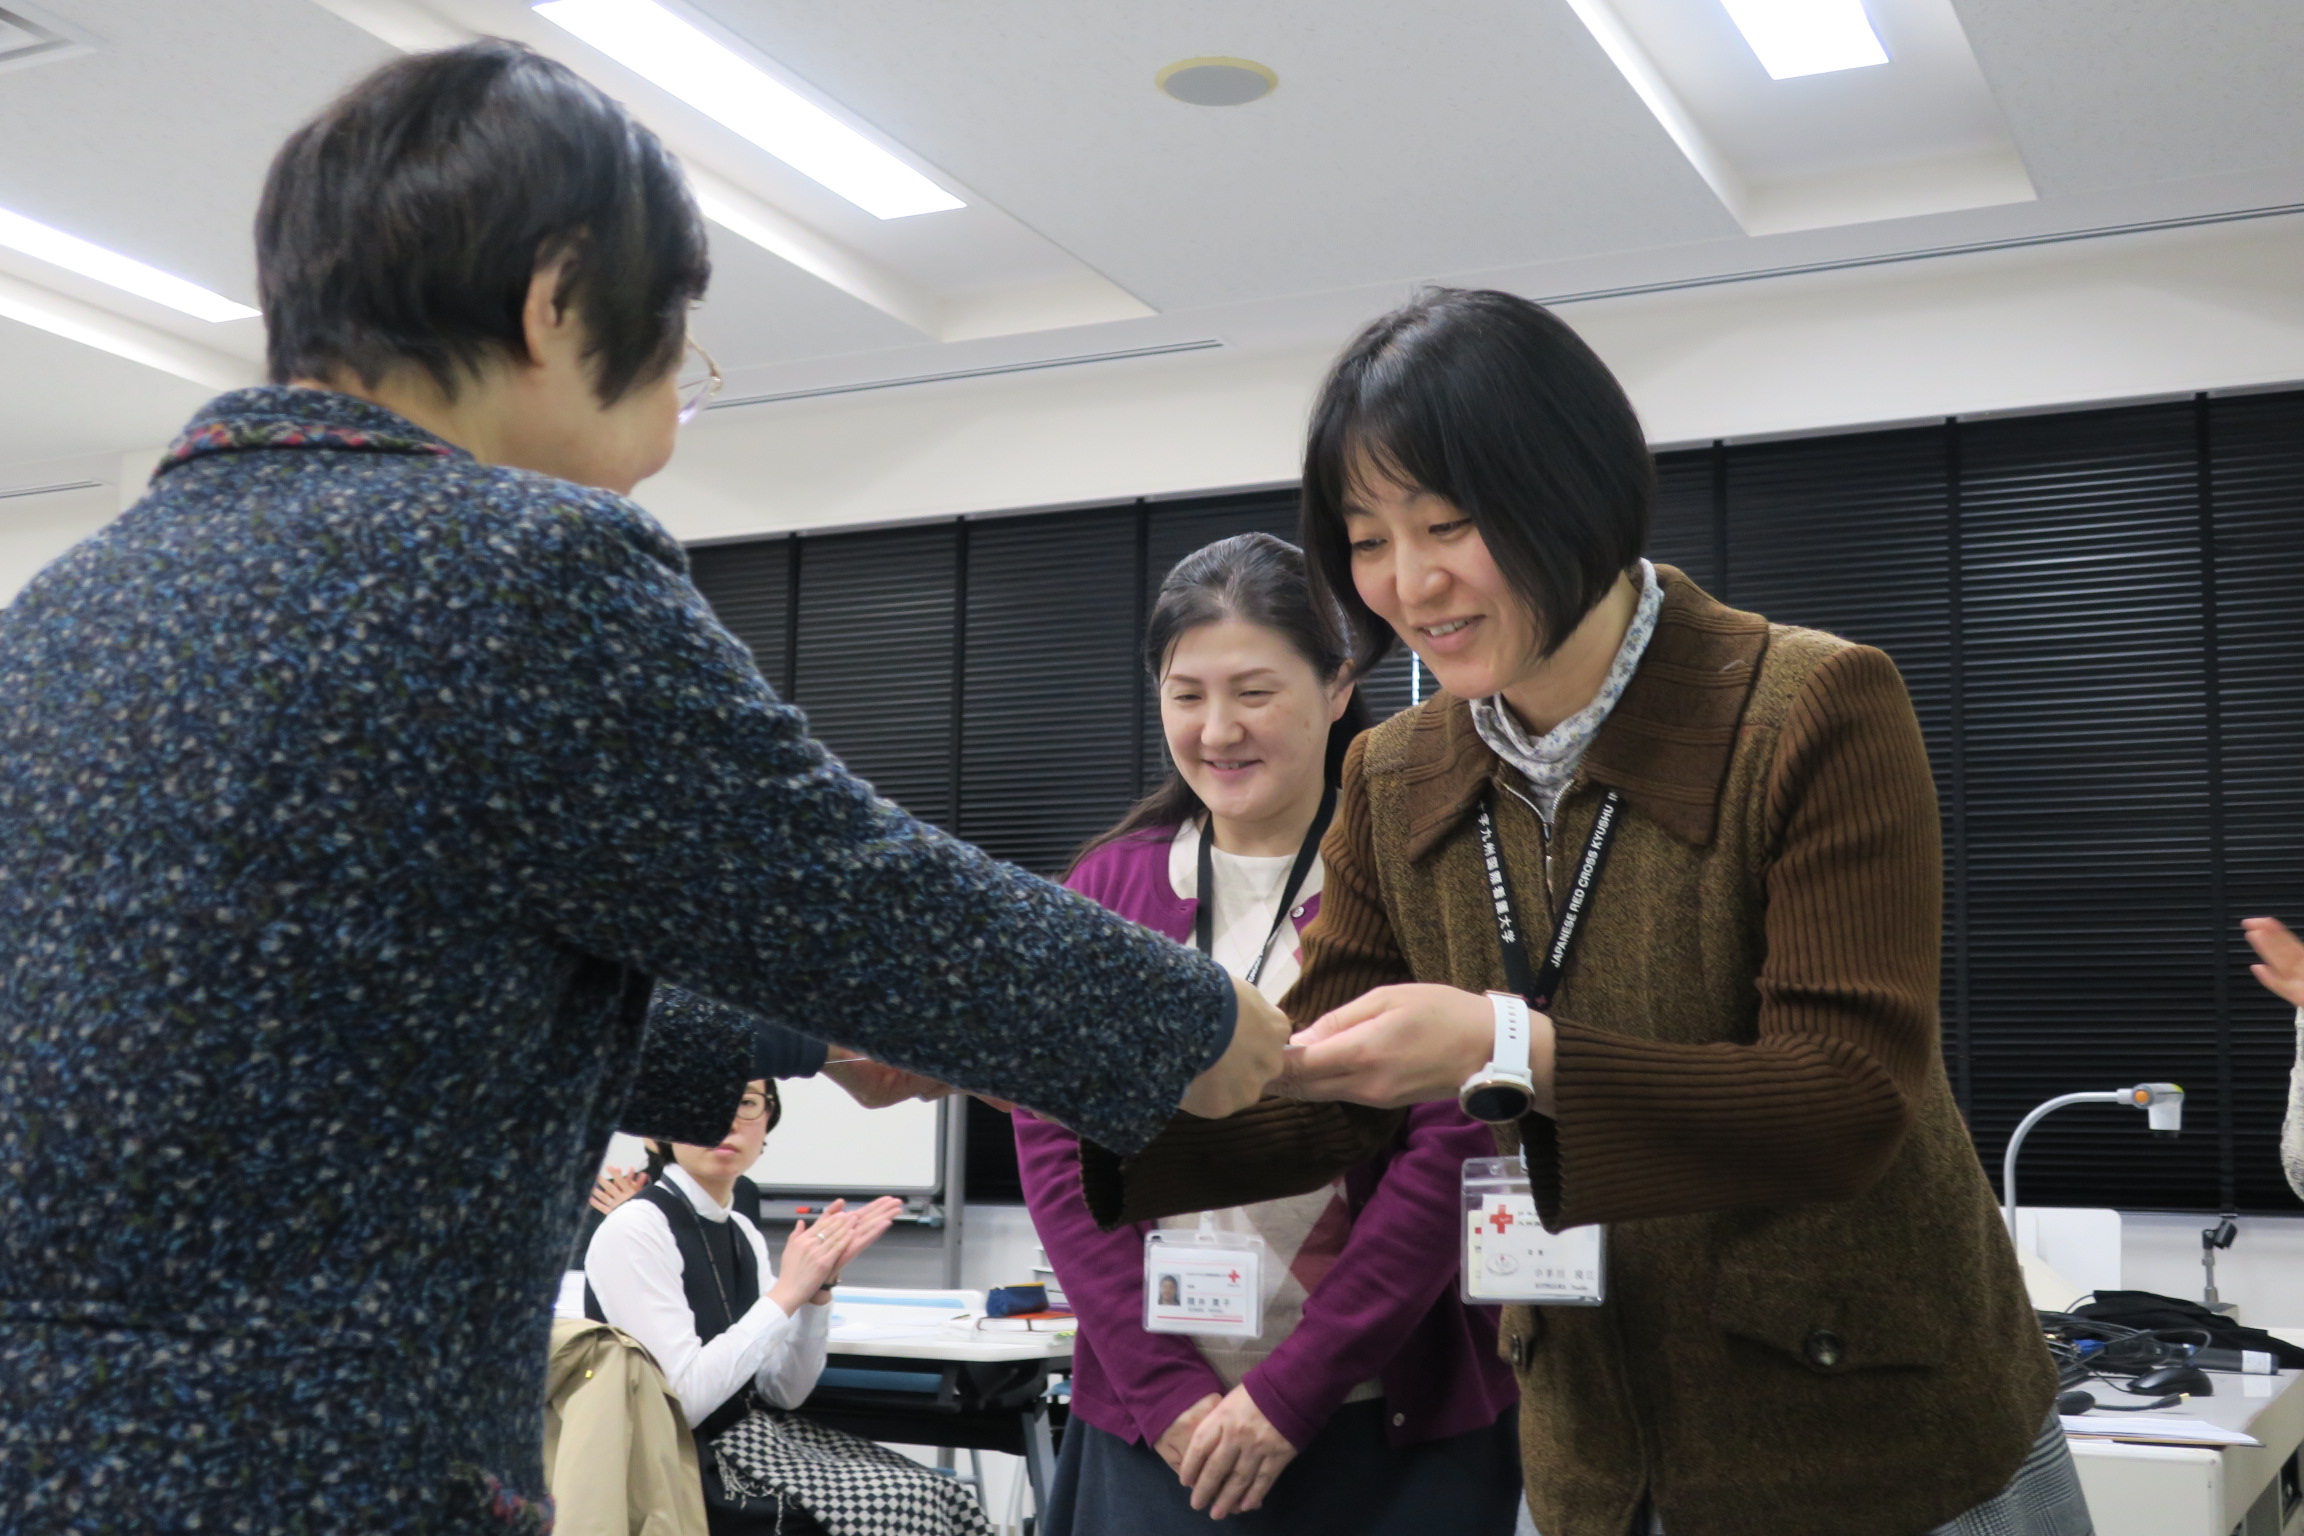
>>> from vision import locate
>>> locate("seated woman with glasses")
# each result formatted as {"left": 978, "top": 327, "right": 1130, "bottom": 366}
{"left": 585, "top": 1081, "right": 988, "bottom": 1535}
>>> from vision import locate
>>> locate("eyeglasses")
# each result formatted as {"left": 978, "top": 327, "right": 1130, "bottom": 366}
{"left": 734, "top": 1090, "right": 772, "bottom": 1123}
{"left": 676, "top": 338, "right": 722, "bottom": 425}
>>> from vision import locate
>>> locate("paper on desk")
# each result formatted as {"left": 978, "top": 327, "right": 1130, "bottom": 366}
{"left": 2061, "top": 1415, "right": 2261, "bottom": 1448}
{"left": 827, "top": 1323, "right": 937, "bottom": 1342}
{"left": 827, "top": 1308, "right": 965, "bottom": 1343}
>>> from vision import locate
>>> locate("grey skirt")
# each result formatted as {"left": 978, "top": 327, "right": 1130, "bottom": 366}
{"left": 1042, "top": 1400, "right": 1522, "bottom": 1536}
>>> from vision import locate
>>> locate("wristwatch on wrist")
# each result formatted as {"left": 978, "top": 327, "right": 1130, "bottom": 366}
{"left": 1458, "top": 991, "right": 1538, "bottom": 1124}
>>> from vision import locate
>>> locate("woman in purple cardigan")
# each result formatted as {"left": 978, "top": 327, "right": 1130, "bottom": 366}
{"left": 1017, "top": 535, "right": 1521, "bottom": 1532}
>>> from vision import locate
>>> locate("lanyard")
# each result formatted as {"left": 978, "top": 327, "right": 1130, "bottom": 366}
{"left": 1193, "top": 783, "right": 1337, "bottom": 988}
{"left": 1474, "top": 787, "right": 1623, "bottom": 1010}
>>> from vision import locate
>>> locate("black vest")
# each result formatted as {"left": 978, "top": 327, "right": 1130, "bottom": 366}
{"left": 587, "top": 1181, "right": 763, "bottom": 1438}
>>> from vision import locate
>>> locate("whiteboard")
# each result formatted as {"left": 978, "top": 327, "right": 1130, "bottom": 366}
{"left": 595, "top": 1081, "right": 946, "bottom": 1198}
{"left": 750, "top": 1076, "right": 944, "bottom": 1196}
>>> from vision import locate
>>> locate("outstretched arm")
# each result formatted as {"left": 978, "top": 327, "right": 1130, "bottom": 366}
{"left": 420, "top": 493, "right": 1251, "bottom": 1154}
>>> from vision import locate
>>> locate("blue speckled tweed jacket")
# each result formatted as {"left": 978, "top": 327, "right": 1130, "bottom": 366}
{"left": 0, "top": 388, "right": 1234, "bottom": 1534}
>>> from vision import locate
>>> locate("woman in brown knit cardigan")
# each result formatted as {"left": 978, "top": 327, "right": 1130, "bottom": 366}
{"left": 1082, "top": 290, "right": 2082, "bottom": 1536}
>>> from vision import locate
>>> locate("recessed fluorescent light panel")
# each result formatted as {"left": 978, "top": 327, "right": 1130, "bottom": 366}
{"left": 0, "top": 205, "right": 257, "bottom": 321}
{"left": 1719, "top": 0, "right": 1888, "bottom": 80}
{"left": 533, "top": 0, "right": 964, "bottom": 219}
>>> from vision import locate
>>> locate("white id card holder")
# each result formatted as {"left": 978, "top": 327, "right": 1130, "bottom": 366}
{"left": 1143, "top": 1222, "right": 1265, "bottom": 1338}
{"left": 1461, "top": 1157, "right": 1605, "bottom": 1306}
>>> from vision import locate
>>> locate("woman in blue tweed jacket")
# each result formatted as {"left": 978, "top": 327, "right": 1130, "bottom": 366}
{"left": 0, "top": 43, "right": 1281, "bottom": 1535}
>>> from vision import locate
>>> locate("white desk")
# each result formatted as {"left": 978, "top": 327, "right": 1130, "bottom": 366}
{"left": 830, "top": 1333, "right": 1073, "bottom": 1365}
{"left": 2069, "top": 1369, "right": 2304, "bottom": 1536}
{"left": 813, "top": 1290, "right": 1074, "bottom": 1514}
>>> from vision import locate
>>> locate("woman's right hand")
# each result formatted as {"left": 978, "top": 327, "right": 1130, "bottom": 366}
{"left": 2245, "top": 917, "right": 2304, "bottom": 1008}
{"left": 1155, "top": 1392, "right": 1223, "bottom": 1477}
{"left": 1180, "top": 975, "right": 1292, "bottom": 1119}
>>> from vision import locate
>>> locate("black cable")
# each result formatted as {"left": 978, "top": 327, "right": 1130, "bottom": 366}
{"left": 2057, "top": 1389, "right": 2183, "bottom": 1415}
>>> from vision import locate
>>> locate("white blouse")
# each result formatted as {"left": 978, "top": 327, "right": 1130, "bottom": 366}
{"left": 585, "top": 1164, "right": 831, "bottom": 1427}
{"left": 1167, "top": 817, "right": 1325, "bottom": 1004}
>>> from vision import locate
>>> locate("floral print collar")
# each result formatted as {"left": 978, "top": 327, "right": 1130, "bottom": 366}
{"left": 1468, "top": 558, "right": 1663, "bottom": 825}
{"left": 156, "top": 386, "right": 467, "bottom": 476}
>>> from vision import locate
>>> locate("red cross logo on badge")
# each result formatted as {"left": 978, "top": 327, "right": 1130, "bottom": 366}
{"left": 1488, "top": 1206, "right": 1515, "bottom": 1235}
{"left": 1228, "top": 1270, "right": 1241, "bottom": 1283}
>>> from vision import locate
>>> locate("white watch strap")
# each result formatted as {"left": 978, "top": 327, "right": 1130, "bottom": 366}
{"left": 1488, "top": 992, "right": 1532, "bottom": 1081}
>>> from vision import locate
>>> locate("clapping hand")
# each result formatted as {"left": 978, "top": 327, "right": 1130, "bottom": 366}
{"left": 769, "top": 1197, "right": 904, "bottom": 1314}
{"left": 2245, "top": 917, "right": 2304, "bottom": 1009}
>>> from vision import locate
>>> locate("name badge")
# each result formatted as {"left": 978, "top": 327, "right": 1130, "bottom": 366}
{"left": 1142, "top": 1227, "right": 1265, "bottom": 1338}
{"left": 1461, "top": 1156, "right": 1605, "bottom": 1306}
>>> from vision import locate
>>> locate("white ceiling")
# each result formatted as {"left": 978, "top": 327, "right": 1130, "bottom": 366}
{"left": 2, "top": 0, "right": 2303, "bottom": 498}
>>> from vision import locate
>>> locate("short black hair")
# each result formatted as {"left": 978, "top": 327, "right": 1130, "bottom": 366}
{"left": 257, "top": 39, "right": 710, "bottom": 403}
{"left": 1301, "top": 288, "right": 1654, "bottom": 679}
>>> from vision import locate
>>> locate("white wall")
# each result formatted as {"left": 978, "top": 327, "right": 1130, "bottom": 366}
{"left": 2125, "top": 1211, "right": 2304, "bottom": 1329}
{"left": 0, "top": 479, "right": 125, "bottom": 606}
{"left": 636, "top": 213, "right": 2304, "bottom": 542}
{"left": 12, "top": 214, "right": 2302, "bottom": 593}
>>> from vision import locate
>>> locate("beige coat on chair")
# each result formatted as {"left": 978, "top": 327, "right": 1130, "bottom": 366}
{"left": 546, "top": 1317, "right": 710, "bottom": 1536}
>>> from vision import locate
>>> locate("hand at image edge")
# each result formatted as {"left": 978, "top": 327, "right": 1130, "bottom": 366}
{"left": 1178, "top": 974, "right": 1292, "bottom": 1120}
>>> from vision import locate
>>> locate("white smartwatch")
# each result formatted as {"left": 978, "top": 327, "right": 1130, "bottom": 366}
{"left": 1458, "top": 991, "right": 1539, "bottom": 1124}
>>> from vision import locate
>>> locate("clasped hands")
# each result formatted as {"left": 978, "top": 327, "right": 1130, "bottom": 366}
{"left": 1183, "top": 977, "right": 1557, "bottom": 1118}
{"left": 827, "top": 974, "right": 1560, "bottom": 1125}
{"left": 1221, "top": 982, "right": 1555, "bottom": 1112}
{"left": 1155, "top": 1386, "right": 1298, "bottom": 1520}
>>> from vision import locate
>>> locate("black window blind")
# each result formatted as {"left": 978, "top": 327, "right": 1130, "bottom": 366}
{"left": 688, "top": 537, "right": 793, "bottom": 696}
{"left": 686, "top": 392, "right": 2304, "bottom": 1212}
{"left": 1956, "top": 405, "right": 2221, "bottom": 1208}
{"left": 1649, "top": 448, "right": 1723, "bottom": 595}
{"left": 789, "top": 527, "right": 959, "bottom": 827}
{"left": 959, "top": 507, "right": 1142, "bottom": 877}
{"left": 2207, "top": 394, "right": 2304, "bottom": 1211}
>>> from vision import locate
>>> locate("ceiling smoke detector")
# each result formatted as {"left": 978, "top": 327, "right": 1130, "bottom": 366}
{"left": 1156, "top": 57, "right": 1277, "bottom": 107}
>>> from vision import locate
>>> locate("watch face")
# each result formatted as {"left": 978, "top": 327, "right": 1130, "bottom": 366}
{"left": 1463, "top": 1081, "right": 1533, "bottom": 1124}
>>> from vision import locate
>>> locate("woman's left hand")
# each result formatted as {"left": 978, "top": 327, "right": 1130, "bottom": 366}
{"left": 1179, "top": 1384, "right": 1299, "bottom": 1519}
{"left": 1277, "top": 983, "right": 1554, "bottom": 1113}
{"left": 830, "top": 1196, "right": 904, "bottom": 1272}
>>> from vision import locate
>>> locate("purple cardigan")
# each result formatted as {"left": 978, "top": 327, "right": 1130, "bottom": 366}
{"left": 1015, "top": 827, "right": 1517, "bottom": 1454}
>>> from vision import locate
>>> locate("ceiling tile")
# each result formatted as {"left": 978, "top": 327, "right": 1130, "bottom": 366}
{"left": 0, "top": 314, "right": 212, "bottom": 466}
{"left": 1954, "top": 0, "right": 2304, "bottom": 193}
{"left": 0, "top": 0, "right": 397, "bottom": 307}
{"left": 687, "top": 0, "right": 1741, "bottom": 310}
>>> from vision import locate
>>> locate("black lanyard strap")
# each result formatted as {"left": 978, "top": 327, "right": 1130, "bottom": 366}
{"left": 1475, "top": 787, "right": 1623, "bottom": 1011}
{"left": 1193, "top": 783, "right": 1337, "bottom": 988}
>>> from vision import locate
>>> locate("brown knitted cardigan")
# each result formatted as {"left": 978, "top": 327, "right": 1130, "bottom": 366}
{"left": 1081, "top": 568, "right": 2056, "bottom": 1536}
